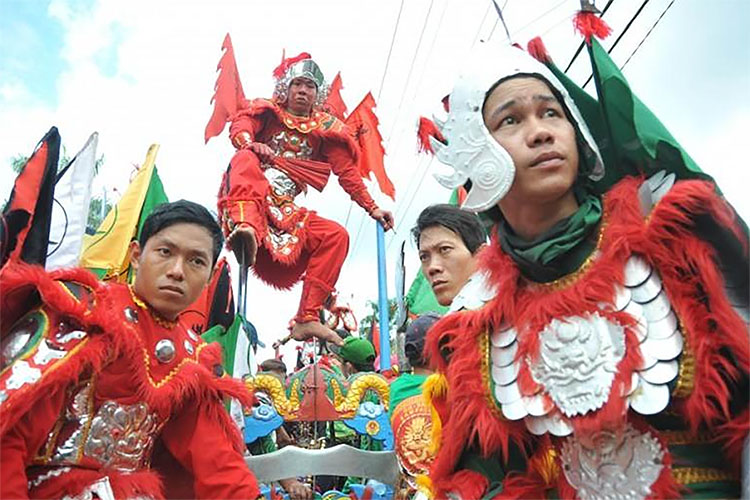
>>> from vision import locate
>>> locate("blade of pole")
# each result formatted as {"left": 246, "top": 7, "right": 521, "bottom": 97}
{"left": 376, "top": 222, "right": 391, "bottom": 372}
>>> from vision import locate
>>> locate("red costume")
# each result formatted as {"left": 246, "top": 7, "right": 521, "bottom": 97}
{"left": 218, "top": 97, "right": 379, "bottom": 325}
{"left": 424, "top": 178, "right": 749, "bottom": 499}
{"left": 0, "top": 264, "right": 260, "bottom": 499}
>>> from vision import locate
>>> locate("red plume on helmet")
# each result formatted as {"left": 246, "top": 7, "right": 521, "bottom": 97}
{"left": 272, "top": 50, "right": 312, "bottom": 80}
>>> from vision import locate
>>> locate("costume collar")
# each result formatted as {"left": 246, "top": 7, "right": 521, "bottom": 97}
{"left": 497, "top": 191, "right": 603, "bottom": 283}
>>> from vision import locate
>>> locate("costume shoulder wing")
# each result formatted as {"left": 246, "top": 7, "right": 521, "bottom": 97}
{"left": 0, "top": 266, "right": 110, "bottom": 435}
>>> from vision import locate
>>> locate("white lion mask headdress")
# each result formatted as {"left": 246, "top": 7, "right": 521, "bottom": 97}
{"left": 430, "top": 43, "right": 604, "bottom": 211}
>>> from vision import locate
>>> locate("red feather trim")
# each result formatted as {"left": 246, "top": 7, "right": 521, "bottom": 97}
{"left": 716, "top": 408, "right": 750, "bottom": 475}
{"left": 417, "top": 117, "right": 446, "bottom": 155}
{"left": 435, "top": 469, "right": 489, "bottom": 500}
{"left": 424, "top": 177, "right": 748, "bottom": 497}
{"left": 573, "top": 10, "right": 612, "bottom": 43}
{"left": 527, "top": 37, "right": 551, "bottom": 64}
{"left": 273, "top": 51, "right": 312, "bottom": 80}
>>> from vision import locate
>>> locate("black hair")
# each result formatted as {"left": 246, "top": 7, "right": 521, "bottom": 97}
{"left": 260, "top": 358, "right": 287, "bottom": 375}
{"left": 404, "top": 313, "right": 441, "bottom": 368}
{"left": 138, "top": 200, "right": 223, "bottom": 267}
{"left": 351, "top": 360, "right": 375, "bottom": 372}
{"left": 412, "top": 204, "right": 486, "bottom": 254}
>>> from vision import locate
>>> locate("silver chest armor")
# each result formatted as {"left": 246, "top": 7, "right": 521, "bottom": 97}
{"left": 40, "top": 381, "right": 164, "bottom": 473}
{"left": 487, "top": 254, "right": 683, "bottom": 499}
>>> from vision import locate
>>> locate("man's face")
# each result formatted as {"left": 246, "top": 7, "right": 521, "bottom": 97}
{"left": 130, "top": 222, "right": 214, "bottom": 321}
{"left": 482, "top": 77, "right": 579, "bottom": 209}
{"left": 286, "top": 77, "right": 317, "bottom": 116}
{"left": 419, "top": 225, "right": 478, "bottom": 306}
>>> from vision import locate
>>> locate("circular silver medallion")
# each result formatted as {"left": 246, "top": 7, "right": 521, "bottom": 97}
{"left": 124, "top": 307, "right": 139, "bottom": 323}
{"left": 154, "top": 339, "right": 176, "bottom": 363}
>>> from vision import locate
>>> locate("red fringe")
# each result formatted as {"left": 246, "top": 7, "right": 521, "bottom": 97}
{"left": 527, "top": 37, "right": 551, "bottom": 64}
{"left": 573, "top": 11, "right": 612, "bottom": 43}
{"left": 608, "top": 179, "right": 750, "bottom": 434}
{"left": 425, "top": 309, "right": 530, "bottom": 497}
{"left": 424, "top": 176, "right": 749, "bottom": 497}
{"left": 1, "top": 264, "right": 257, "bottom": 444}
{"left": 272, "top": 51, "right": 312, "bottom": 80}
{"left": 417, "top": 116, "right": 446, "bottom": 155}
{"left": 435, "top": 469, "right": 489, "bottom": 500}
{"left": 716, "top": 409, "right": 750, "bottom": 475}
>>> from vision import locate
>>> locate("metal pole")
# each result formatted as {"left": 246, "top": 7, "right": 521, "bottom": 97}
{"left": 376, "top": 222, "right": 391, "bottom": 372}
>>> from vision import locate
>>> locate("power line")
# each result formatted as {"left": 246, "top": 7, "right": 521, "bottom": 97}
{"left": 377, "top": 0, "right": 406, "bottom": 103}
{"left": 620, "top": 0, "right": 676, "bottom": 71}
{"left": 507, "top": 0, "right": 569, "bottom": 39}
{"left": 345, "top": 0, "right": 405, "bottom": 231}
{"left": 385, "top": 0, "right": 437, "bottom": 144}
{"left": 383, "top": 0, "right": 573, "bottom": 252}
{"left": 583, "top": 0, "right": 650, "bottom": 88}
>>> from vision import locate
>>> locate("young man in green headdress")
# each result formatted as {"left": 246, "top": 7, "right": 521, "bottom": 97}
{"left": 419, "top": 24, "right": 749, "bottom": 500}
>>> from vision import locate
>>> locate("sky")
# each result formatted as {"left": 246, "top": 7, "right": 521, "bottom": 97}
{"left": 2, "top": 0, "right": 749, "bottom": 367}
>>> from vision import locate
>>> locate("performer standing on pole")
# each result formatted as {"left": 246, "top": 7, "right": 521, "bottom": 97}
{"left": 206, "top": 38, "right": 394, "bottom": 348}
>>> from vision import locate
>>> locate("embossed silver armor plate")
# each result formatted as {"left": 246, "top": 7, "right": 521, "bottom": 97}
{"left": 83, "top": 401, "right": 161, "bottom": 472}
{"left": 530, "top": 312, "right": 625, "bottom": 417}
{"left": 561, "top": 424, "right": 664, "bottom": 500}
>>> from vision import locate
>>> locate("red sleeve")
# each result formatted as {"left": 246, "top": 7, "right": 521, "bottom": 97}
{"left": 217, "top": 150, "right": 269, "bottom": 239}
{"left": 321, "top": 139, "right": 378, "bottom": 214}
{"left": 0, "top": 386, "right": 67, "bottom": 499}
{"left": 228, "top": 109, "right": 265, "bottom": 145}
{"left": 161, "top": 397, "right": 259, "bottom": 500}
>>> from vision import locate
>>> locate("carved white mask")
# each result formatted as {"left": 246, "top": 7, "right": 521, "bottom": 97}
{"left": 431, "top": 43, "right": 604, "bottom": 211}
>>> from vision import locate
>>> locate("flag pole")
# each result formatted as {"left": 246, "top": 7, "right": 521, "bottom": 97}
{"left": 376, "top": 221, "right": 391, "bottom": 372}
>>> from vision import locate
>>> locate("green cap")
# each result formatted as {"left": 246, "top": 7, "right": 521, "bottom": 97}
{"left": 331, "top": 336, "right": 376, "bottom": 368}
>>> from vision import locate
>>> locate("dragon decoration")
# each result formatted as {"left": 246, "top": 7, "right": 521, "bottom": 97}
{"left": 243, "top": 361, "right": 393, "bottom": 449}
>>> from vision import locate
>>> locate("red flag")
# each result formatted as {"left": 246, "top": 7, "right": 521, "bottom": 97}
{"left": 1, "top": 127, "right": 60, "bottom": 269}
{"left": 323, "top": 72, "right": 347, "bottom": 120}
{"left": 204, "top": 33, "right": 247, "bottom": 144}
{"left": 371, "top": 321, "right": 380, "bottom": 357}
{"left": 346, "top": 93, "right": 395, "bottom": 200}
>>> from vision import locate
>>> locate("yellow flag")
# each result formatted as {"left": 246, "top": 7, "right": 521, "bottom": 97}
{"left": 80, "top": 144, "right": 160, "bottom": 281}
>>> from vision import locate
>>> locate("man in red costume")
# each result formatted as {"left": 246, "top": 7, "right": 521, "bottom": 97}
{"left": 418, "top": 25, "right": 749, "bottom": 499}
{"left": 217, "top": 53, "right": 394, "bottom": 347}
{"left": 0, "top": 200, "right": 260, "bottom": 499}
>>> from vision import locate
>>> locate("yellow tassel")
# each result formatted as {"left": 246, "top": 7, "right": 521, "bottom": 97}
{"left": 415, "top": 474, "right": 435, "bottom": 499}
{"left": 422, "top": 372, "right": 449, "bottom": 455}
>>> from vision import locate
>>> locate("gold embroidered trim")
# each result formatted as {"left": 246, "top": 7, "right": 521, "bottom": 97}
{"left": 128, "top": 286, "right": 177, "bottom": 330}
{"left": 141, "top": 342, "right": 206, "bottom": 389}
{"left": 75, "top": 373, "right": 97, "bottom": 462}
{"left": 479, "top": 330, "right": 505, "bottom": 421}
{"left": 672, "top": 467, "right": 736, "bottom": 485}
{"left": 672, "top": 319, "right": 695, "bottom": 398}
{"left": 661, "top": 430, "right": 713, "bottom": 446}
{"left": 527, "top": 216, "right": 608, "bottom": 291}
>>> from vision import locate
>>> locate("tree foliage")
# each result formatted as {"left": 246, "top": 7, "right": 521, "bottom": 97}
{"left": 6, "top": 146, "right": 109, "bottom": 233}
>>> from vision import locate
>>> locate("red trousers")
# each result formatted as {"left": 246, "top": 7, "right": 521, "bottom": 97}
{"left": 219, "top": 150, "right": 350, "bottom": 323}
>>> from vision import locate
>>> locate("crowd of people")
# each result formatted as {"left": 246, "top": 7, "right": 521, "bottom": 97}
{"left": 1, "top": 9, "right": 748, "bottom": 500}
